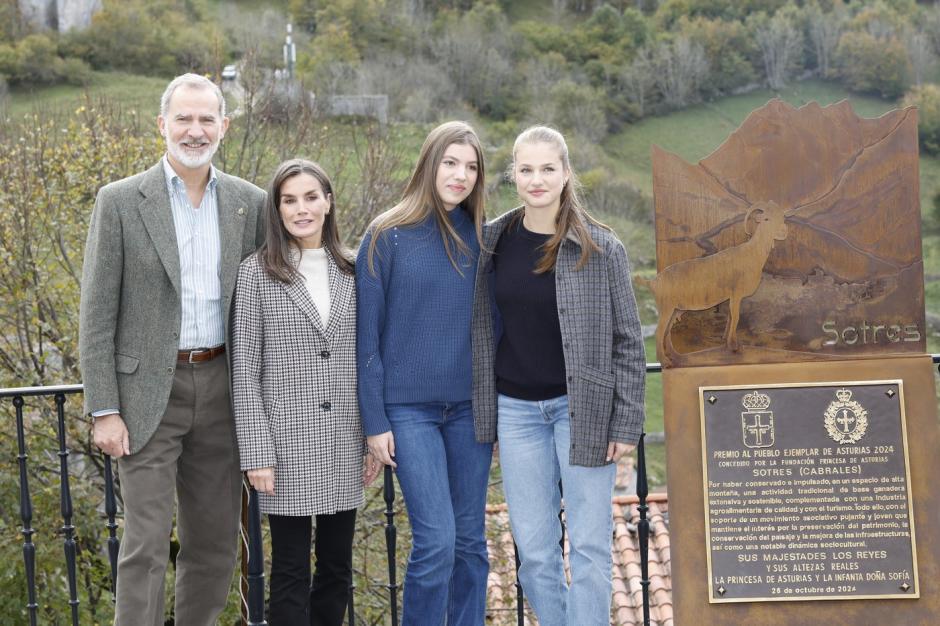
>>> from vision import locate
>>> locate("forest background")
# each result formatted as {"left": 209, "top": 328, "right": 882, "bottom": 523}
{"left": 3, "top": 0, "right": 940, "bottom": 623}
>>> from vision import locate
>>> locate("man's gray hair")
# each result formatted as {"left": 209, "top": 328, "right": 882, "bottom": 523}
{"left": 160, "top": 73, "right": 226, "bottom": 118}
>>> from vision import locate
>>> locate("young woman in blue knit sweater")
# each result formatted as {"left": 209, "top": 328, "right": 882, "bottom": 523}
{"left": 356, "top": 121, "right": 493, "bottom": 625}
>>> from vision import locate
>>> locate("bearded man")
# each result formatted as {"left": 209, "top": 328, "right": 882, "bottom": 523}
{"left": 79, "top": 73, "right": 265, "bottom": 625}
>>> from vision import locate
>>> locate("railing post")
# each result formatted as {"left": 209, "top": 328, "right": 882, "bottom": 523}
{"left": 246, "top": 487, "right": 267, "bottom": 626}
{"left": 383, "top": 466, "right": 399, "bottom": 626}
{"left": 637, "top": 432, "right": 650, "bottom": 626}
{"left": 240, "top": 484, "right": 250, "bottom": 626}
{"left": 103, "top": 455, "right": 119, "bottom": 598}
{"left": 347, "top": 580, "right": 356, "bottom": 626}
{"left": 513, "top": 542, "right": 524, "bottom": 626}
{"left": 54, "top": 394, "right": 80, "bottom": 625}
{"left": 14, "top": 395, "right": 38, "bottom": 626}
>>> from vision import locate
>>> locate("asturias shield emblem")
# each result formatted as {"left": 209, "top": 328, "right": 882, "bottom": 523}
{"left": 824, "top": 388, "right": 868, "bottom": 444}
{"left": 741, "top": 390, "right": 775, "bottom": 448}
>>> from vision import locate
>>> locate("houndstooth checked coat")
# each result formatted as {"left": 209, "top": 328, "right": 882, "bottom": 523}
{"left": 232, "top": 251, "right": 364, "bottom": 516}
{"left": 472, "top": 208, "right": 646, "bottom": 467}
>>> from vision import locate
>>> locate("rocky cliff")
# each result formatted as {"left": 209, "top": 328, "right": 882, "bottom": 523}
{"left": 19, "top": 0, "right": 102, "bottom": 33}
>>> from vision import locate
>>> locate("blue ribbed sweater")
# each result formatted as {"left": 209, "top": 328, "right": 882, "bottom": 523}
{"left": 356, "top": 208, "right": 479, "bottom": 436}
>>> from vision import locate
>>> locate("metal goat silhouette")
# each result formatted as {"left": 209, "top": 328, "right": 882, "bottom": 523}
{"left": 644, "top": 201, "right": 791, "bottom": 366}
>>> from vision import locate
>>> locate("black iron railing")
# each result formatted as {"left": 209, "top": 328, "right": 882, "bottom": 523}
{"left": 6, "top": 361, "right": 672, "bottom": 625}
{"left": 5, "top": 384, "right": 118, "bottom": 626}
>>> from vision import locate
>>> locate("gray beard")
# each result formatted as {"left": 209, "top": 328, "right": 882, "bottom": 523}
{"left": 165, "top": 137, "right": 219, "bottom": 169}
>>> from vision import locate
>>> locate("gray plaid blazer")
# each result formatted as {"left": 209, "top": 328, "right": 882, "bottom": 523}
{"left": 471, "top": 208, "right": 646, "bottom": 467}
{"left": 231, "top": 251, "right": 364, "bottom": 516}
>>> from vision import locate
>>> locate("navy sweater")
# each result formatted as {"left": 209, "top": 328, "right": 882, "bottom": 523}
{"left": 356, "top": 208, "right": 479, "bottom": 436}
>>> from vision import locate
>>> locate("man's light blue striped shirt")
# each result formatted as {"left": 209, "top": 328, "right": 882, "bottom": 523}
{"left": 162, "top": 156, "right": 224, "bottom": 349}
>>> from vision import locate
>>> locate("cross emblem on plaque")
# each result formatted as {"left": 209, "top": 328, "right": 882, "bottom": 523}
{"left": 837, "top": 409, "right": 857, "bottom": 433}
{"left": 741, "top": 411, "right": 775, "bottom": 448}
{"left": 746, "top": 415, "right": 771, "bottom": 445}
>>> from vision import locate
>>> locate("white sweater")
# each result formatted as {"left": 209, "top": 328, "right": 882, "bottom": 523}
{"left": 297, "top": 247, "right": 330, "bottom": 327}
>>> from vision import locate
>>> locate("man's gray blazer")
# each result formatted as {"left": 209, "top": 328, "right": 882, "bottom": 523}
{"left": 79, "top": 160, "right": 265, "bottom": 453}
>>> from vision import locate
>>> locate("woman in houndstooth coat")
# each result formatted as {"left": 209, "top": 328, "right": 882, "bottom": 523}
{"left": 232, "top": 159, "right": 380, "bottom": 625}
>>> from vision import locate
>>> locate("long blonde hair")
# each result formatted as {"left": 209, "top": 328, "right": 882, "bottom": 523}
{"left": 511, "top": 125, "right": 605, "bottom": 273}
{"left": 367, "top": 121, "right": 485, "bottom": 274}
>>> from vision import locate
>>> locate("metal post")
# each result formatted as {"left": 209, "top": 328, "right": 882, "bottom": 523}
{"left": 103, "top": 456, "right": 119, "bottom": 597}
{"left": 54, "top": 394, "right": 80, "bottom": 625}
{"left": 347, "top": 580, "right": 356, "bottom": 626}
{"left": 246, "top": 488, "right": 267, "bottom": 625}
{"left": 637, "top": 432, "right": 650, "bottom": 626}
{"left": 240, "top": 485, "right": 250, "bottom": 626}
{"left": 14, "top": 395, "right": 38, "bottom": 626}
{"left": 383, "top": 466, "right": 399, "bottom": 626}
{"left": 513, "top": 542, "right": 524, "bottom": 626}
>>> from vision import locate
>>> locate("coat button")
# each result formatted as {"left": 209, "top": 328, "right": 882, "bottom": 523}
{"left": 567, "top": 375, "right": 572, "bottom": 382}
{"left": 321, "top": 401, "right": 331, "bottom": 411}
{"left": 559, "top": 308, "right": 566, "bottom": 314}
{"left": 320, "top": 350, "right": 330, "bottom": 359}
{"left": 167, "top": 367, "right": 174, "bottom": 374}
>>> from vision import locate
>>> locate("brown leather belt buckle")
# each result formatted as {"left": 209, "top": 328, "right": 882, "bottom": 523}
{"left": 178, "top": 345, "right": 225, "bottom": 363}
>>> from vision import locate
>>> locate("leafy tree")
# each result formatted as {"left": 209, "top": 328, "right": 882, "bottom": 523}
{"left": 532, "top": 79, "right": 608, "bottom": 143}
{"left": 620, "top": 47, "right": 655, "bottom": 117}
{"left": 903, "top": 28, "right": 933, "bottom": 87}
{"left": 902, "top": 83, "right": 940, "bottom": 155}
{"left": 288, "top": 0, "right": 318, "bottom": 33}
{"left": 680, "top": 16, "right": 759, "bottom": 95}
{"left": 847, "top": 0, "right": 909, "bottom": 40}
{"left": 834, "top": 30, "right": 910, "bottom": 98}
{"left": 748, "top": 9, "right": 804, "bottom": 90}
{"left": 63, "top": 0, "right": 229, "bottom": 77}
{"left": 655, "top": 0, "right": 789, "bottom": 29}
{"left": 0, "top": 0, "right": 29, "bottom": 44}
{"left": 0, "top": 33, "right": 92, "bottom": 86}
{"left": 428, "top": 3, "right": 519, "bottom": 118}
{"left": 651, "top": 35, "right": 709, "bottom": 109}
{"left": 805, "top": 0, "right": 847, "bottom": 78}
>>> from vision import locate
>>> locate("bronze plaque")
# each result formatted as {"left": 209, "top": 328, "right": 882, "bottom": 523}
{"left": 648, "top": 100, "right": 925, "bottom": 368}
{"left": 701, "top": 380, "right": 918, "bottom": 602}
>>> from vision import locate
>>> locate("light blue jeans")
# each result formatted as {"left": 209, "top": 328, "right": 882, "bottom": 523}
{"left": 386, "top": 401, "right": 493, "bottom": 626}
{"left": 497, "top": 394, "right": 616, "bottom": 626}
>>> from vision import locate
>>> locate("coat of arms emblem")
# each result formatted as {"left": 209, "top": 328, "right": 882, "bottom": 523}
{"left": 824, "top": 388, "right": 869, "bottom": 444}
{"left": 741, "top": 390, "right": 774, "bottom": 448}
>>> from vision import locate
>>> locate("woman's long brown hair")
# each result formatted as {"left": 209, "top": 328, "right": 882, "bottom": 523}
{"left": 511, "top": 126, "right": 606, "bottom": 274}
{"left": 259, "top": 159, "right": 355, "bottom": 283}
{"left": 366, "top": 121, "right": 485, "bottom": 275}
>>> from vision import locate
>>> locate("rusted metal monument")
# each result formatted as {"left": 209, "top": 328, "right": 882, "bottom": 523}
{"left": 649, "top": 99, "right": 940, "bottom": 624}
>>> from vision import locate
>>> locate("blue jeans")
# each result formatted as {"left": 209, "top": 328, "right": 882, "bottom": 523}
{"left": 497, "top": 394, "right": 616, "bottom": 626}
{"left": 386, "top": 401, "right": 493, "bottom": 626}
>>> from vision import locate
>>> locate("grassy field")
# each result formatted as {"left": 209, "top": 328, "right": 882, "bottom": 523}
{"left": 4, "top": 71, "right": 170, "bottom": 118}
{"left": 604, "top": 78, "right": 940, "bottom": 216}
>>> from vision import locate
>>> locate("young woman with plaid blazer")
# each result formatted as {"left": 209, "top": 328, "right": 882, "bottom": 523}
{"left": 357, "top": 121, "right": 493, "bottom": 625}
{"left": 471, "top": 126, "right": 646, "bottom": 625}
{"left": 231, "top": 159, "right": 380, "bottom": 625}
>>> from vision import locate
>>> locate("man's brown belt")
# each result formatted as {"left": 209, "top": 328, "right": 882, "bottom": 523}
{"left": 177, "top": 345, "right": 226, "bottom": 363}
